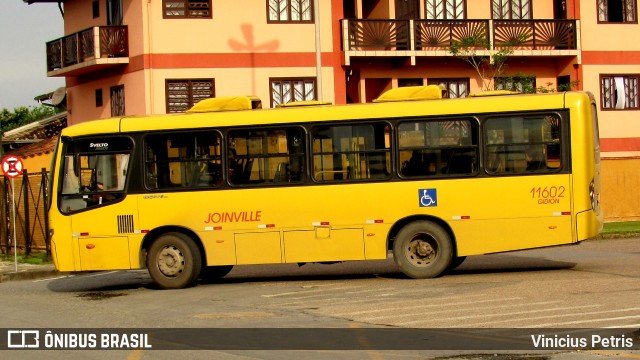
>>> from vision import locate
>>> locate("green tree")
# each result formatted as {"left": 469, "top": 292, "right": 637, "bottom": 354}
{"left": 449, "top": 34, "right": 515, "bottom": 91}
{"left": 0, "top": 105, "right": 60, "bottom": 134}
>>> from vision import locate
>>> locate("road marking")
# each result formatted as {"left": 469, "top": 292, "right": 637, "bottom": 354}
{"left": 465, "top": 307, "right": 637, "bottom": 328}
{"left": 361, "top": 300, "right": 563, "bottom": 322}
{"left": 332, "top": 297, "right": 523, "bottom": 317}
{"left": 397, "top": 304, "right": 602, "bottom": 326}
{"left": 531, "top": 311, "right": 640, "bottom": 327}
{"left": 345, "top": 288, "right": 396, "bottom": 294}
{"left": 604, "top": 324, "right": 640, "bottom": 328}
{"left": 261, "top": 285, "right": 366, "bottom": 298}
{"left": 301, "top": 283, "right": 343, "bottom": 288}
{"left": 271, "top": 296, "right": 399, "bottom": 308}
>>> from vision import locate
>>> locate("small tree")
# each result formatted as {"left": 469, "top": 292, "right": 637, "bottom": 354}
{"left": 449, "top": 34, "right": 530, "bottom": 91}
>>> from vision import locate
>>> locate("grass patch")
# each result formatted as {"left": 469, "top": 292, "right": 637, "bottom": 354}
{"left": 0, "top": 251, "right": 50, "bottom": 264}
{"left": 602, "top": 221, "right": 640, "bottom": 235}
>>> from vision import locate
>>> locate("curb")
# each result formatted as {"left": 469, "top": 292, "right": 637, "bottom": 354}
{"left": 0, "top": 266, "right": 59, "bottom": 283}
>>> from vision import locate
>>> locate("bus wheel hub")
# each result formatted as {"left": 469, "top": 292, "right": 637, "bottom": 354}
{"left": 157, "top": 245, "right": 184, "bottom": 276}
{"left": 410, "top": 239, "right": 435, "bottom": 263}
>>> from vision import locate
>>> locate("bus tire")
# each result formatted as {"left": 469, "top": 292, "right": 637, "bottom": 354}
{"left": 147, "top": 232, "right": 202, "bottom": 289}
{"left": 393, "top": 221, "right": 453, "bottom": 279}
{"left": 200, "top": 265, "right": 234, "bottom": 280}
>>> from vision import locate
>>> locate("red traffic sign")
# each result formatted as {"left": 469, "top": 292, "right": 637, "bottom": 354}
{"left": 2, "top": 156, "right": 24, "bottom": 178}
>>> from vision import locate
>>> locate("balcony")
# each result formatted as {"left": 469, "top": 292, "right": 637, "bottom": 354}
{"left": 46, "top": 26, "right": 129, "bottom": 77}
{"left": 341, "top": 19, "right": 579, "bottom": 66}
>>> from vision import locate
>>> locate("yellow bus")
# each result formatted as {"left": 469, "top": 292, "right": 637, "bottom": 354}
{"left": 48, "top": 86, "right": 602, "bottom": 289}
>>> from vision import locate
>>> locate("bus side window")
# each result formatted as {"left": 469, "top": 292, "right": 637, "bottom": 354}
{"left": 398, "top": 119, "right": 477, "bottom": 178}
{"left": 144, "top": 131, "right": 222, "bottom": 189}
{"left": 484, "top": 114, "right": 562, "bottom": 175}
{"left": 311, "top": 123, "right": 391, "bottom": 182}
{"left": 227, "top": 127, "right": 306, "bottom": 186}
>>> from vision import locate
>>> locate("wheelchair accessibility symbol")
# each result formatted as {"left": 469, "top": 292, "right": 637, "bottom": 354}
{"left": 419, "top": 189, "right": 437, "bottom": 207}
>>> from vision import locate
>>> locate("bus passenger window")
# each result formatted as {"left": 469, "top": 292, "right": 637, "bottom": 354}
{"left": 484, "top": 114, "right": 562, "bottom": 175}
{"left": 398, "top": 119, "right": 478, "bottom": 178}
{"left": 144, "top": 131, "right": 223, "bottom": 189}
{"left": 227, "top": 127, "right": 305, "bottom": 186}
{"left": 311, "top": 123, "right": 391, "bottom": 182}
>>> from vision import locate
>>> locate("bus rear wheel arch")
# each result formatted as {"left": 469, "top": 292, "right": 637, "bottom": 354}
{"left": 392, "top": 221, "right": 453, "bottom": 279}
{"left": 147, "top": 232, "right": 202, "bottom": 289}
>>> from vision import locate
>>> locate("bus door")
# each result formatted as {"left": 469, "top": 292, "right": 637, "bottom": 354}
{"left": 58, "top": 137, "right": 136, "bottom": 271}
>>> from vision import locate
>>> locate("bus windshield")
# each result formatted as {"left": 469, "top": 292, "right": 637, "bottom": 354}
{"left": 59, "top": 137, "right": 132, "bottom": 213}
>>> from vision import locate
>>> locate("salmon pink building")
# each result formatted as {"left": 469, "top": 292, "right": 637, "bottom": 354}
{"left": 26, "top": 0, "right": 640, "bottom": 221}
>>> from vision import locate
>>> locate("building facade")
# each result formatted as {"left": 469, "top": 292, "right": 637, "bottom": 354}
{"left": 28, "top": 0, "right": 640, "bottom": 221}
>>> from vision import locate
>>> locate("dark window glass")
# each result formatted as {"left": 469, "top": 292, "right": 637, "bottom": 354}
{"left": 398, "top": 119, "right": 478, "bottom": 177}
{"left": 597, "top": 0, "right": 637, "bottom": 23}
{"left": 227, "top": 127, "right": 305, "bottom": 185}
{"left": 110, "top": 85, "right": 125, "bottom": 116}
{"left": 145, "top": 131, "right": 223, "bottom": 189}
{"left": 95, "top": 89, "right": 103, "bottom": 107}
{"left": 484, "top": 114, "right": 562, "bottom": 174}
{"left": 311, "top": 123, "right": 391, "bottom": 182}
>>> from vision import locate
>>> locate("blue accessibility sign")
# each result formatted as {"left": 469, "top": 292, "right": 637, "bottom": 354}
{"left": 418, "top": 189, "right": 437, "bottom": 207}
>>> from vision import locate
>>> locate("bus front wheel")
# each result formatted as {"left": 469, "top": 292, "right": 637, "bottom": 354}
{"left": 147, "top": 232, "right": 202, "bottom": 289}
{"left": 393, "top": 221, "right": 453, "bottom": 279}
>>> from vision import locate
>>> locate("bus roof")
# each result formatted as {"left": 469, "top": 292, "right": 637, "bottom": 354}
{"left": 60, "top": 90, "right": 586, "bottom": 138}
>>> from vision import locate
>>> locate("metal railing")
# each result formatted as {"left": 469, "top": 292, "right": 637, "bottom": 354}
{"left": 343, "top": 19, "right": 577, "bottom": 51}
{"left": 46, "top": 25, "right": 129, "bottom": 72}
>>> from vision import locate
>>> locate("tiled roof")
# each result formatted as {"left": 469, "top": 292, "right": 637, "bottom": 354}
{"left": 5, "top": 136, "right": 58, "bottom": 159}
{"left": 3, "top": 111, "right": 67, "bottom": 142}
{"left": 2, "top": 111, "right": 66, "bottom": 159}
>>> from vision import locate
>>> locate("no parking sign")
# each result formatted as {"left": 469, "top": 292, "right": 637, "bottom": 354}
{"left": 2, "top": 156, "right": 24, "bottom": 178}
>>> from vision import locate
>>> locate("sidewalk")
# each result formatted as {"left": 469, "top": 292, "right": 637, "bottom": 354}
{"left": 0, "top": 259, "right": 59, "bottom": 283}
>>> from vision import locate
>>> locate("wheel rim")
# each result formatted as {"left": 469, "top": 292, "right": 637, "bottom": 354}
{"left": 405, "top": 234, "right": 438, "bottom": 267}
{"left": 156, "top": 245, "right": 185, "bottom": 277}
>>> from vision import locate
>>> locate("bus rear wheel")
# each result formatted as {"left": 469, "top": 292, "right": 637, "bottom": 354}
{"left": 393, "top": 221, "right": 453, "bottom": 279}
{"left": 147, "top": 232, "right": 202, "bottom": 289}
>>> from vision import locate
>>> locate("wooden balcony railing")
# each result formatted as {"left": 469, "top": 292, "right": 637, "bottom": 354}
{"left": 414, "top": 20, "right": 489, "bottom": 50}
{"left": 343, "top": 19, "right": 577, "bottom": 52}
{"left": 46, "top": 26, "right": 129, "bottom": 73}
{"left": 347, "top": 19, "right": 410, "bottom": 50}
{"left": 493, "top": 20, "right": 577, "bottom": 49}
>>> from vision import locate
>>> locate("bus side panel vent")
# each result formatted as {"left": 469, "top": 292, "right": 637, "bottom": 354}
{"left": 117, "top": 215, "right": 135, "bottom": 234}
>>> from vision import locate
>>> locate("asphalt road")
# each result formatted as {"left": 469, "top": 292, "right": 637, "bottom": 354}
{"left": 1, "top": 237, "right": 639, "bottom": 359}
